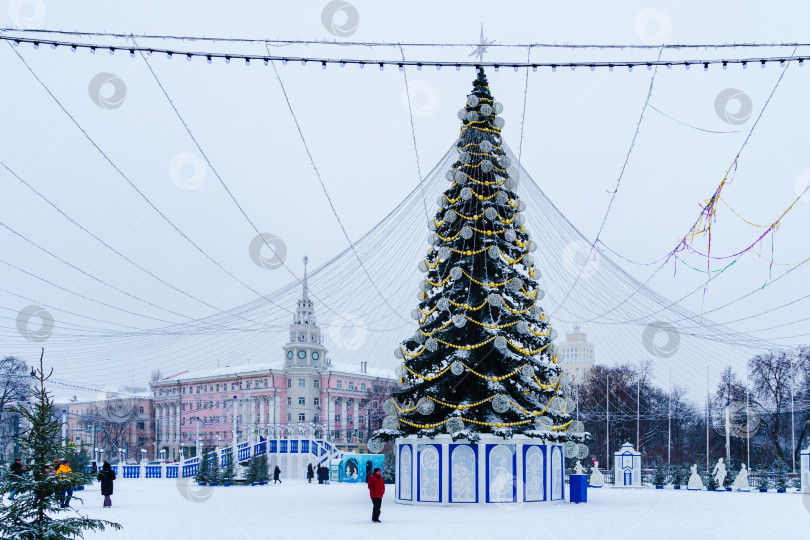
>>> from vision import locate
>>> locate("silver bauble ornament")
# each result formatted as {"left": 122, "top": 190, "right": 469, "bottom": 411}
{"left": 416, "top": 397, "right": 435, "bottom": 415}
{"left": 425, "top": 338, "right": 439, "bottom": 352}
{"left": 459, "top": 152, "right": 471, "bottom": 164}
{"left": 413, "top": 332, "right": 426, "bottom": 344}
{"left": 367, "top": 438, "right": 384, "bottom": 454}
{"left": 460, "top": 187, "right": 473, "bottom": 200}
{"left": 444, "top": 210, "right": 457, "bottom": 224}
{"left": 479, "top": 103, "right": 492, "bottom": 116}
{"left": 395, "top": 347, "right": 405, "bottom": 359}
{"left": 492, "top": 395, "right": 510, "bottom": 413}
{"left": 495, "top": 191, "right": 509, "bottom": 204}
{"left": 467, "top": 95, "right": 479, "bottom": 107}
{"left": 493, "top": 102, "right": 504, "bottom": 114}
{"left": 488, "top": 293, "right": 503, "bottom": 307}
{"left": 535, "top": 289, "right": 545, "bottom": 301}
{"left": 457, "top": 108, "right": 468, "bottom": 121}
{"left": 445, "top": 417, "right": 465, "bottom": 434}
{"left": 452, "top": 314, "right": 466, "bottom": 328}
{"left": 453, "top": 170, "right": 467, "bottom": 183}
{"left": 504, "top": 229, "right": 516, "bottom": 242}
{"left": 418, "top": 261, "right": 428, "bottom": 273}
{"left": 521, "top": 365, "right": 534, "bottom": 378}
{"left": 535, "top": 416, "right": 553, "bottom": 430}
{"left": 480, "top": 159, "right": 493, "bottom": 172}
{"left": 499, "top": 156, "right": 511, "bottom": 168}
{"left": 563, "top": 441, "right": 578, "bottom": 459}
{"left": 576, "top": 444, "right": 589, "bottom": 460}
{"left": 517, "top": 321, "right": 530, "bottom": 335}
{"left": 445, "top": 170, "right": 455, "bottom": 182}
{"left": 460, "top": 226, "right": 473, "bottom": 239}
{"left": 517, "top": 200, "right": 526, "bottom": 212}
{"left": 467, "top": 111, "right": 479, "bottom": 122}
{"left": 527, "top": 240, "right": 537, "bottom": 252}
{"left": 382, "top": 416, "right": 400, "bottom": 430}
{"left": 484, "top": 207, "right": 498, "bottom": 221}
{"left": 450, "top": 266, "right": 462, "bottom": 280}
{"left": 570, "top": 421, "right": 585, "bottom": 434}
{"left": 494, "top": 335, "right": 507, "bottom": 350}
{"left": 450, "top": 361, "right": 464, "bottom": 375}
{"left": 493, "top": 117, "right": 505, "bottom": 128}
{"left": 508, "top": 277, "right": 524, "bottom": 291}
{"left": 479, "top": 140, "right": 493, "bottom": 153}
{"left": 523, "top": 254, "right": 534, "bottom": 266}
{"left": 395, "top": 365, "right": 406, "bottom": 378}
{"left": 438, "top": 246, "right": 451, "bottom": 260}
{"left": 437, "top": 297, "right": 450, "bottom": 311}
{"left": 383, "top": 399, "right": 397, "bottom": 415}
{"left": 487, "top": 246, "right": 500, "bottom": 259}
{"left": 549, "top": 328, "right": 558, "bottom": 340}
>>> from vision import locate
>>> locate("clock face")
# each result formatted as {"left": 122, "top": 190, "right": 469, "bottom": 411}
{"left": 286, "top": 351, "right": 293, "bottom": 360}
{"left": 297, "top": 350, "right": 307, "bottom": 359}
{"left": 312, "top": 351, "right": 320, "bottom": 361}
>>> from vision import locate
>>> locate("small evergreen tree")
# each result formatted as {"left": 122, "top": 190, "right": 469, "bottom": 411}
{"left": 756, "top": 466, "right": 770, "bottom": 491}
{"left": 65, "top": 448, "right": 92, "bottom": 486}
{"left": 195, "top": 447, "right": 213, "bottom": 484}
{"left": 675, "top": 464, "right": 688, "bottom": 486}
{"left": 256, "top": 454, "right": 270, "bottom": 483}
{"left": 773, "top": 459, "right": 787, "bottom": 491}
{"left": 245, "top": 455, "right": 263, "bottom": 484}
{"left": 722, "top": 458, "right": 735, "bottom": 490}
{"left": 382, "top": 446, "right": 396, "bottom": 484}
{"left": 220, "top": 456, "right": 234, "bottom": 484}
{"left": 0, "top": 350, "right": 120, "bottom": 539}
{"left": 653, "top": 456, "right": 667, "bottom": 486}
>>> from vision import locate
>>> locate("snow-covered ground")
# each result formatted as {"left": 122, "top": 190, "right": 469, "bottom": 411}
{"left": 56, "top": 479, "right": 807, "bottom": 539}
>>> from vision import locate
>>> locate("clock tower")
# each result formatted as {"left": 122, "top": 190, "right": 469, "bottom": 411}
{"left": 283, "top": 255, "right": 327, "bottom": 369}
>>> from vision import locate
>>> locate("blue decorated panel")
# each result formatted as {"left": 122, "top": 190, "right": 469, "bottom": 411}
{"left": 523, "top": 444, "right": 546, "bottom": 502}
{"left": 551, "top": 445, "right": 564, "bottom": 500}
{"left": 417, "top": 444, "right": 442, "bottom": 503}
{"left": 449, "top": 444, "right": 478, "bottom": 503}
{"left": 485, "top": 444, "right": 516, "bottom": 503}
{"left": 398, "top": 444, "right": 413, "bottom": 501}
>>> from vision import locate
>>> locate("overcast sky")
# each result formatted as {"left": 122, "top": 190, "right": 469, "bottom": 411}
{"left": 1, "top": 0, "right": 809, "bottom": 402}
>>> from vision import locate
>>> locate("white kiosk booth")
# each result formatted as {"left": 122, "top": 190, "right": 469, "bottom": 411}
{"left": 613, "top": 442, "right": 641, "bottom": 487}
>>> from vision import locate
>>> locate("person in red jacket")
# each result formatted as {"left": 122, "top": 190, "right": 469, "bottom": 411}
{"left": 367, "top": 467, "right": 385, "bottom": 523}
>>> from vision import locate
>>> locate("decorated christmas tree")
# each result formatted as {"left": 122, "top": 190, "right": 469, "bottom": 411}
{"left": 370, "top": 67, "right": 585, "bottom": 454}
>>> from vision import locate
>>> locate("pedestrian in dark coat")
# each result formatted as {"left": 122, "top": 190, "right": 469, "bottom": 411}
{"left": 273, "top": 465, "right": 281, "bottom": 483}
{"left": 307, "top": 463, "right": 314, "bottom": 483}
{"left": 8, "top": 458, "right": 24, "bottom": 500}
{"left": 367, "top": 467, "right": 385, "bottom": 523}
{"left": 97, "top": 462, "right": 116, "bottom": 508}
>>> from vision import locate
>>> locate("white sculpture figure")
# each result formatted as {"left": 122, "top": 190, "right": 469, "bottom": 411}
{"left": 589, "top": 461, "right": 605, "bottom": 487}
{"left": 573, "top": 460, "right": 585, "bottom": 475}
{"left": 713, "top": 458, "right": 727, "bottom": 489}
{"left": 687, "top": 464, "right": 704, "bottom": 490}
{"left": 732, "top": 463, "right": 750, "bottom": 492}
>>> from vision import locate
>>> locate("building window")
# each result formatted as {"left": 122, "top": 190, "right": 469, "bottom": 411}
{"left": 298, "top": 379, "right": 305, "bottom": 388}
{"left": 313, "top": 414, "right": 320, "bottom": 424}
{"left": 372, "top": 401, "right": 378, "bottom": 409}
{"left": 298, "top": 397, "right": 306, "bottom": 406}
{"left": 139, "top": 406, "right": 144, "bottom": 414}
{"left": 313, "top": 380, "right": 320, "bottom": 389}
{"left": 335, "top": 398, "right": 341, "bottom": 406}
{"left": 287, "top": 397, "right": 292, "bottom": 406}
{"left": 335, "top": 414, "right": 341, "bottom": 422}
{"left": 313, "top": 398, "right": 320, "bottom": 407}
{"left": 287, "top": 413, "right": 291, "bottom": 422}
{"left": 348, "top": 381, "right": 354, "bottom": 391}
{"left": 264, "top": 379, "right": 269, "bottom": 388}
{"left": 246, "top": 381, "right": 251, "bottom": 389}
{"left": 137, "top": 421, "right": 145, "bottom": 429}
{"left": 336, "top": 380, "right": 342, "bottom": 389}
{"left": 298, "top": 414, "right": 306, "bottom": 422}
{"left": 360, "top": 383, "right": 366, "bottom": 391}
{"left": 287, "top": 379, "right": 292, "bottom": 388}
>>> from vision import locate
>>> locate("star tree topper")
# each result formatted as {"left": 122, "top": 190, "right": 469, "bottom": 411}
{"left": 469, "top": 24, "right": 496, "bottom": 63}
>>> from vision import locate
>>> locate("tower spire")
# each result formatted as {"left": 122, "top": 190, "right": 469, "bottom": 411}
{"left": 302, "top": 255, "right": 310, "bottom": 301}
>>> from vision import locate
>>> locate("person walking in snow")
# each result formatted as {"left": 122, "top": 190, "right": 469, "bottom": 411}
{"left": 8, "top": 458, "right": 25, "bottom": 500}
{"left": 367, "top": 467, "right": 385, "bottom": 523}
{"left": 97, "top": 461, "right": 116, "bottom": 508}
{"left": 307, "top": 463, "right": 314, "bottom": 483}
{"left": 273, "top": 465, "right": 282, "bottom": 483}
{"left": 55, "top": 459, "right": 73, "bottom": 508}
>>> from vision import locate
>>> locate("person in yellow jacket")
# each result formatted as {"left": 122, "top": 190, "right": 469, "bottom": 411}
{"left": 55, "top": 459, "right": 73, "bottom": 508}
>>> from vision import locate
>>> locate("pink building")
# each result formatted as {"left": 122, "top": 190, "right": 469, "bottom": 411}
{"left": 55, "top": 387, "right": 155, "bottom": 462}
{"left": 150, "top": 258, "right": 397, "bottom": 460}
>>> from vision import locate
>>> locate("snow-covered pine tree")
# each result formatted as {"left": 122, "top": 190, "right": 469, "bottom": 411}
{"left": 372, "top": 67, "right": 585, "bottom": 447}
{"left": 256, "top": 454, "right": 270, "bottom": 483}
{"left": 381, "top": 446, "right": 395, "bottom": 483}
{"left": 773, "top": 459, "right": 787, "bottom": 491}
{"left": 0, "top": 350, "right": 120, "bottom": 539}
{"left": 756, "top": 465, "right": 770, "bottom": 491}
{"left": 653, "top": 456, "right": 667, "bottom": 487}
{"left": 220, "top": 456, "right": 235, "bottom": 485}
{"left": 245, "top": 456, "right": 260, "bottom": 484}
